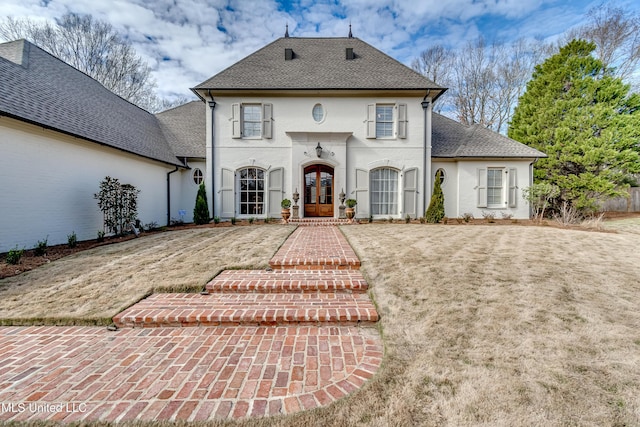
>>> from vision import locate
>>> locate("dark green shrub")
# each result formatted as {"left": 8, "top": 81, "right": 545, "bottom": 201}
{"left": 425, "top": 170, "right": 445, "bottom": 223}
{"left": 97, "top": 230, "right": 105, "bottom": 242}
{"left": 213, "top": 216, "right": 220, "bottom": 224}
{"left": 34, "top": 237, "right": 48, "bottom": 256}
{"left": 5, "top": 246, "right": 24, "bottom": 265}
{"left": 193, "top": 183, "right": 210, "bottom": 225}
{"left": 67, "top": 231, "right": 77, "bottom": 248}
{"left": 230, "top": 217, "right": 236, "bottom": 225}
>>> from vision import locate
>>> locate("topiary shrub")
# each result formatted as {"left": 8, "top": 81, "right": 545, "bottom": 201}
{"left": 193, "top": 183, "right": 210, "bottom": 225}
{"left": 425, "top": 170, "right": 445, "bottom": 223}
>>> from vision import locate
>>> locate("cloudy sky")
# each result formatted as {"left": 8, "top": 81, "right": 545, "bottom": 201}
{"left": 1, "top": 0, "right": 637, "bottom": 101}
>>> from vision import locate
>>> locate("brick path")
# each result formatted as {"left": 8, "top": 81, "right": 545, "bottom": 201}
{"left": 0, "top": 226, "right": 382, "bottom": 422}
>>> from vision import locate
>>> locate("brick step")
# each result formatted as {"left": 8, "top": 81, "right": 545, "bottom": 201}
{"left": 205, "top": 270, "right": 368, "bottom": 293}
{"left": 112, "top": 293, "right": 379, "bottom": 328}
{"left": 269, "top": 227, "right": 361, "bottom": 270}
{"left": 289, "top": 218, "right": 354, "bottom": 226}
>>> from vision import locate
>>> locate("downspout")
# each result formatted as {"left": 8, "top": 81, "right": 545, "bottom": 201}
{"left": 422, "top": 95, "right": 433, "bottom": 213}
{"left": 167, "top": 165, "right": 179, "bottom": 225}
{"left": 529, "top": 158, "right": 538, "bottom": 219}
{"left": 207, "top": 90, "right": 216, "bottom": 218}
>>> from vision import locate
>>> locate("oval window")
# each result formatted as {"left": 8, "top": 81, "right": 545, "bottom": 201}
{"left": 435, "top": 168, "right": 446, "bottom": 185}
{"left": 193, "top": 168, "right": 204, "bottom": 185}
{"left": 312, "top": 104, "right": 324, "bottom": 122}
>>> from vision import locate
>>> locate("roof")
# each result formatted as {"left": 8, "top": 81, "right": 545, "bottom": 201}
{"left": 432, "top": 113, "right": 546, "bottom": 158}
{"left": 156, "top": 101, "right": 206, "bottom": 158}
{"left": 193, "top": 37, "right": 445, "bottom": 96}
{"left": 0, "top": 39, "right": 183, "bottom": 167}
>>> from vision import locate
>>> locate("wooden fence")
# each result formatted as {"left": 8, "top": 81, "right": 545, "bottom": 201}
{"left": 600, "top": 187, "right": 640, "bottom": 212}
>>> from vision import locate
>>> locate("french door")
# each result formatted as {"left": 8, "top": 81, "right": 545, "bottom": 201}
{"left": 304, "top": 165, "right": 334, "bottom": 217}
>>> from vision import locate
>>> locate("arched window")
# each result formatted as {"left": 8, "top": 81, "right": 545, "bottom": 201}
{"left": 370, "top": 168, "right": 399, "bottom": 215}
{"left": 238, "top": 167, "right": 265, "bottom": 215}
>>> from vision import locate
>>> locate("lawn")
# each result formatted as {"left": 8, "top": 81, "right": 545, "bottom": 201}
{"left": 0, "top": 220, "right": 639, "bottom": 426}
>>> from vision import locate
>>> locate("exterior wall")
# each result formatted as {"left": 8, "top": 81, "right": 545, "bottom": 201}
{"left": 454, "top": 159, "right": 533, "bottom": 219}
{"left": 208, "top": 95, "right": 427, "bottom": 219}
{"left": 171, "top": 160, "right": 207, "bottom": 224}
{"left": 432, "top": 161, "right": 459, "bottom": 218}
{"left": 0, "top": 117, "right": 174, "bottom": 253}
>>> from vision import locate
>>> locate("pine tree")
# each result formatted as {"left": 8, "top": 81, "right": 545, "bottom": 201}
{"left": 425, "top": 170, "right": 445, "bottom": 223}
{"left": 509, "top": 39, "right": 640, "bottom": 214}
{"left": 193, "top": 183, "right": 210, "bottom": 225}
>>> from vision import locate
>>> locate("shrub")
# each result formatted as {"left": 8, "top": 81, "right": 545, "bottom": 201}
{"left": 264, "top": 217, "right": 271, "bottom": 224}
{"left": 405, "top": 214, "right": 411, "bottom": 223}
{"left": 425, "top": 170, "right": 445, "bottom": 223}
{"left": 193, "top": 183, "right": 210, "bottom": 225}
{"left": 5, "top": 246, "right": 24, "bottom": 265}
{"left": 67, "top": 231, "right": 77, "bottom": 248}
{"left": 143, "top": 221, "right": 158, "bottom": 231}
{"left": 97, "top": 230, "right": 105, "bottom": 242}
{"left": 281, "top": 199, "right": 291, "bottom": 209}
{"left": 501, "top": 212, "right": 514, "bottom": 220}
{"left": 481, "top": 211, "right": 496, "bottom": 223}
{"left": 34, "top": 236, "right": 48, "bottom": 256}
{"left": 230, "top": 217, "right": 236, "bottom": 225}
{"left": 213, "top": 216, "right": 220, "bottom": 224}
{"left": 462, "top": 213, "right": 474, "bottom": 223}
{"left": 94, "top": 176, "right": 140, "bottom": 235}
{"left": 368, "top": 215, "right": 373, "bottom": 223}
{"left": 248, "top": 217, "right": 255, "bottom": 224}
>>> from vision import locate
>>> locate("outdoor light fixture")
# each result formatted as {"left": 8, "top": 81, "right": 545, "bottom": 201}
{"left": 315, "top": 142, "right": 323, "bottom": 158}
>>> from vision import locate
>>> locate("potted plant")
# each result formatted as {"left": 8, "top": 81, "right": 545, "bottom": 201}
{"left": 281, "top": 198, "right": 292, "bottom": 223}
{"left": 345, "top": 199, "right": 357, "bottom": 222}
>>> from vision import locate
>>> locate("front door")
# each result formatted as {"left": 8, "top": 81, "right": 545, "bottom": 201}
{"left": 304, "top": 165, "right": 334, "bottom": 217}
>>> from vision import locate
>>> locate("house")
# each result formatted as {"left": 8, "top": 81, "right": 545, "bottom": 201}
{"left": 190, "top": 35, "right": 545, "bottom": 222}
{"left": 0, "top": 34, "right": 544, "bottom": 254}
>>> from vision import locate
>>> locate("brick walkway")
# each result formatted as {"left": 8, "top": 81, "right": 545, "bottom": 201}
{"left": 0, "top": 226, "right": 382, "bottom": 423}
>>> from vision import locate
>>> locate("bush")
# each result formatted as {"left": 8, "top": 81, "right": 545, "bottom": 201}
{"left": 34, "top": 237, "right": 48, "bottom": 256}
{"left": 67, "top": 231, "right": 77, "bottom": 248}
{"left": 193, "top": 183, "right": 210, "bottom": 225}
{"left": 97, "top": 230, "right": 105, "bottom": 242}
{"left": 94, "top": 177, "right": 140, "bottom": 235}
{"left": 425, "top": 170, "right": 445, "bottom": 223}
{"left": 405, "top": 214, "right": 411, "bottom": 223}
{"left": 248, "top": 217, "right": 255, "bottom": 224}
{"left": 213, "top": 216, "right": 220, "bottom": 224}
{"left": 481, "top": 211, "right": 496, "bottom": 223}
{"left": 230, "top": 217, "right": 236, "bottom": 225}
{"left": 5, "top": 246, "right": 24, "bottom": 265}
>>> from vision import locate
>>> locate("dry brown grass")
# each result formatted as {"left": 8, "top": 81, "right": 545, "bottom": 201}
{"left": 3, "top": 221, "right": 640, "bottom": 426}
{"left": 0, "top": 226, "right": 295, "bottom": 325}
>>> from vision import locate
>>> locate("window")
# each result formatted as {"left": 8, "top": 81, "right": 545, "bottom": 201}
{"left": 376, "top": 105, "right": 394, "bottom": 138}
{"left": 312, "top": 104, "right": 325, "bottom": 122}
{"left": 243, "top": 105, "right": 261, "bottom": 138}
{"left": 435, "top": 168, "right": 446, "bottom": 185}
{"left": 487, "top": 169, "right": 503, "bottom": 207}
{"left": 238, "top": 167, "right": 265, "bottom": 215}
{"left": 192, "top": 168, "right": 203, "bottom": 185}
{"left": 231, "top": 103, "right": 273, "bottom": 139}
{"left": 366, "top": 103, "right": 407, "bottom": 139}
{"left": 370, "top": 168, "right": 399, "bottom": 215}
{"left": 477, "top": 168, "right": 517, "bottom": 208}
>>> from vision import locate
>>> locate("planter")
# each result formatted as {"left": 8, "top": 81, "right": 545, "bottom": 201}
{"left": 281, "top": 208, "right": 291, "bottom": 223}
{"left": 345, "top": 207, "right": 355, "bottom": 223}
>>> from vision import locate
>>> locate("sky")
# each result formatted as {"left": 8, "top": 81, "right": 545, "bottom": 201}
{"left": 1, "top": 0, "right": 638, "bottom": 101}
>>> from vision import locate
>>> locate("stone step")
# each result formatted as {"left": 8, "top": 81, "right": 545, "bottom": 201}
{"left": 205, "top": 270, "right": 369, "bottom": 293}
{"left": 112, "top": 293, "right": 379, "bottom": 328}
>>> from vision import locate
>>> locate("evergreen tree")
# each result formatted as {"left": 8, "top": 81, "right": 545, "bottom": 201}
{"left": 193, "top": 183, "right": 210, "bottom": 225}
{"left": 509, "top": 39, "right": 640, "bottom": 214}
{"left": 425, "top": 170, "right": 445, "bottom": 223}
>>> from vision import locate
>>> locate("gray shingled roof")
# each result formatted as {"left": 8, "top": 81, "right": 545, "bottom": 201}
{"left": 156, "top": 101, "right": 206, "bottom": 158}
{"left": 432, "top": 113, "right": 546, "bottom": 158}
{"left": 0, "top": 39, "right": 183, "bottom": 166}
{"left": 193, "top": 37, "right": 445, "bottom": 94}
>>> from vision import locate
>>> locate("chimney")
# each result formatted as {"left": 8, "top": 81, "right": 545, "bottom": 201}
{"left": 285, "top": 48, "right": 294, "bottom": 60}
{"left": 346, "top": 47, "right": 354, "bottom": 60}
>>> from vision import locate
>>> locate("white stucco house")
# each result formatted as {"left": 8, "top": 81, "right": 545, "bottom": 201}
{"left": 0, "top": 34, "right": 544, "bottom": 253}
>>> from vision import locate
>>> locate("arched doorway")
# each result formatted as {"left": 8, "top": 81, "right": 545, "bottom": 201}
{"left": 304, "top": 164, "right": 334, "bottom": 217}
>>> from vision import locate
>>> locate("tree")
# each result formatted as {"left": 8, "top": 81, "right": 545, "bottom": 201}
{"left": 412, "top": 38, "right": 552, "bottom": 134}
{"left": 94, "top": 176, "right": 140, "bottom": 234}
{"left": 0, "top": 13, "right": 159, "bottom": 111}
{"left": 193, "top": 183, "right": 210, "bottom": 225}
{"left": 569, "top": 3, "right": 640, "bottom": 90}
{"left": 425, "top": 170, "right": 445, "bottom": 223}
{"left": 509, "top": 39, "right": 640, "bottom": 215}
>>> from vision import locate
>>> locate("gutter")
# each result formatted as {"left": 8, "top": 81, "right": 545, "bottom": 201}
{"left": 207, "top": 90, "right": 216, "bottom": 218}
{"left": 167, "top": 166, "right": 180, "bottom": 225}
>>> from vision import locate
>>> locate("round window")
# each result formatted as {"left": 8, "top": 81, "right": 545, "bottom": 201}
{"left": 312, "top": 104, "right": 324, "bottom": 122}
{"left": 435, "top": 168, "right": 446, "bottom": 185}
{"left": 193, "top": 168, "right": 204, "bottom": 185}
